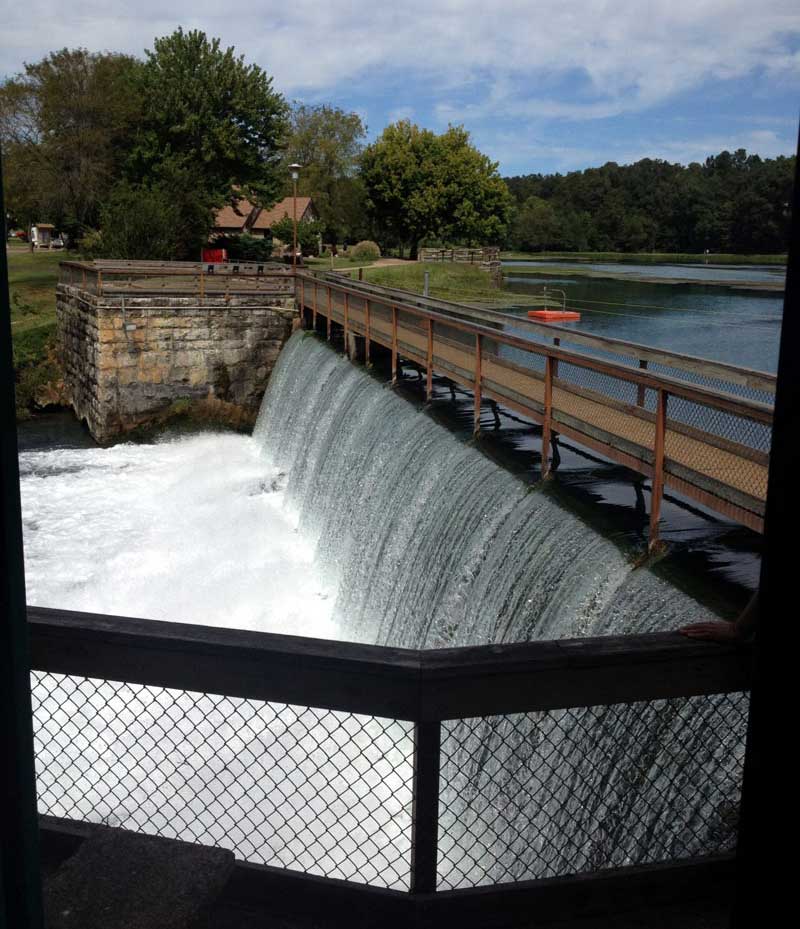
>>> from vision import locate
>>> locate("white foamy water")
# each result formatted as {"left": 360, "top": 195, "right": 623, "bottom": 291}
{"left": 21, "top": 433, "right": 339, "bottom": 640}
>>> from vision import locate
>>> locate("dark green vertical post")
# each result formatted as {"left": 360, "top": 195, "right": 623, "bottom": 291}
{"left": 0, "top": 155, "right": 43, "bottom": 927}
{"left": 409, "top": 720, "right": 441, "bottom": 895}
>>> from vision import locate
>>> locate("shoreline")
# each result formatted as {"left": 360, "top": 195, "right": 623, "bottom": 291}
{"left": 502, "top": 264, "right": 785, "bottom": 293}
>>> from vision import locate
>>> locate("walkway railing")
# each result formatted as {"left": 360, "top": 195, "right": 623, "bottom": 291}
{"left": 59, "top": 260, "right": 294, "bottom": 299}
{"left": 29, "top": 607, "right": 750, "bottom": 927}
{"left": 298, "top": 273, "right": 773, "bottom": 545}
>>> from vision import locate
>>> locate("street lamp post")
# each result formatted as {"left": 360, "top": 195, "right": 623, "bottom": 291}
{"left": 289, "top": 163, "right": 301, "bottom": 270}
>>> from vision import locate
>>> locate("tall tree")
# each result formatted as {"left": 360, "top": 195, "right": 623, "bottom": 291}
{"left": 361, "top": 121, "right": 511, "bottom": 257}
{"left": 0, "top": 49, "right": 142, "bottom": 239}
{"left": 282, "top": 103, "right": 367, "bottom": 244}
{"left": 129, "top": 28, "right": 288, "bottom": 238}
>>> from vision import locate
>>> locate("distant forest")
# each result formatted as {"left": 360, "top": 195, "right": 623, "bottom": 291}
{"left": 504, "top": 150, "right": 794, "bottom": 254}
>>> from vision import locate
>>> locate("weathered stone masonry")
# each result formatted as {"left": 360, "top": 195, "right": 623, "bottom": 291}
{"left": 57, "top": 285, "right": 295, "bottom": 442}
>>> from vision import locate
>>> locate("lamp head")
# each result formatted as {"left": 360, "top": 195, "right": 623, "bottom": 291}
{"left": 289, "top": 163, "right": 302, "bottom": 182}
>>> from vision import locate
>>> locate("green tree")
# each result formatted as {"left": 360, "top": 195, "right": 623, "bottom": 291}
{"left": 510, "top": 196, "right": 561, "bottom": 251}
{"left": 0, "top": 49, "right": 142, "bottom": 240}
{"left": 360, "top": 121, "right": 511, "bottom": 257}
{"left": 282, "top": 103, "right": 367, "bottom": 244}
{"left": 86, "top": 183, "right": 185, "bottom": 260}
{"left": 270, "top": 215, "right": 324, "bottom": 255}
{"left": 129, "top": 28, "right": 289, "bottom": 250}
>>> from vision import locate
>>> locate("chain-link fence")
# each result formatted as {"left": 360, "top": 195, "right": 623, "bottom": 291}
{"left": 32, "top": 668, "right": 748, "bottom": 893}
{"left": 32, "top": 671, "right": 414, "bottom": 889}
{"left": 438, "top": 692, "right": 748, "bottom": 889}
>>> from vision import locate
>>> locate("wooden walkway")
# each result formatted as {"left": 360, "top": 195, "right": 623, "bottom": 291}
{"left": 299, "top": 274, "right": 772, "bottom": 545}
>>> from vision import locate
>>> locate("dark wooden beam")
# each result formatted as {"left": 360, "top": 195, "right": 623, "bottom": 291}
{"left": 29, "top": 608, "right": 752, "bottom": 723}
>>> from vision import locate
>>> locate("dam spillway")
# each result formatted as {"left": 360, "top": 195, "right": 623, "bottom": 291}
{"left": 254, "top": 331, "right": 718, "bottom": 647}
{"left": 24, "top": 331, "right": 745, "bottom": 892}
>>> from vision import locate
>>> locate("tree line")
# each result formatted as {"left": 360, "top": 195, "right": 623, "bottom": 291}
{"left": 0, "top": 32, "right": 510, "bottom": 260}
{"left": 505, "top": 151, "right": 794, "bottom": 254}
{"left": 1, "top": 31, "right": 793, "bottom": 259}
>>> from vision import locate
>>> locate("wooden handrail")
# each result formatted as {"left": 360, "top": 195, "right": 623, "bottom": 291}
{"left": 300, "top": 274, "right": 773, "bottom": 424}
{"left": 28, "top": 606, "right": 752, "bottom": 722}
{"left": 316, "top": 273, "right": 776, "bottom": 394}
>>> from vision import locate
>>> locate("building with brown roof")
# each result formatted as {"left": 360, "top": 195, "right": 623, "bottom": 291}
{"left": 212, "top": 196, "right": 316, "bottom": 238}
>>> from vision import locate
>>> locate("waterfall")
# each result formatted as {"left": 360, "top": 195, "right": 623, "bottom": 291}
{"left": 254, "top": 332, "right": 718, "bottom": 647}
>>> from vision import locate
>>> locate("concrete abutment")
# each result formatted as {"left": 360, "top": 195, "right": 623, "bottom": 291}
{"left": 57, "top": 284, "right": 295, "bottom": 442}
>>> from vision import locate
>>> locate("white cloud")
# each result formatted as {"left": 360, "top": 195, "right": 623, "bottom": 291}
{"left": 483, "top": 126, "right": 798, "bottom": 174}
{"left": 2, "top": 1, "right": 799, "bottom": 111}
{"left": 2, "top": 1, "right": 798, "bottom": 170}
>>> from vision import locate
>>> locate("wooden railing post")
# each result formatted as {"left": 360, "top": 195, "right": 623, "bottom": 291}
{"left": 97, "top": 270, "right": 103, "bottom": 297}
{"left": 552, "top": 337, "right": 560, "bottom": 378}
{"left": 327, "top": 286, "right": 332, "bottom": 341}
{"left": 637, "top": 359, "right": 648, "bottom": 407}
{"left": 312, "top": 279, "right": 317, "bottom": 331}
{"left": 344, "top": 292, "right": 350, "bottom": 357}
{"left": 541, "top": 355, "right": 554, "bottom": 478}
{"left": 426, "top": 318, "right": 433, "bottom": 402}
{"left": 649, "top": 389, "right": 668, "bottom": 551}
{"left": 364, "top": 299, "right": 371, "bottom": 366}
{"left": 409, "top": 720, "right": 441, "bottom": 895}
{"left": 391, "top": 306, "right": 398, "bottom": 384}
{"left": 474, "top": 334, "right": 482, "bottom": 436}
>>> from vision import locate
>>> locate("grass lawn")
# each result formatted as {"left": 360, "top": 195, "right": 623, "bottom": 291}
{"left": 361, "top": 262, "right": 544, "bottom": 307}
{"left": 500, "top": 250, "right": 787, "bottom": 265}
{"left": 7, "top": 247, "right": 71, "bottom": 418}
{"left": 304, "top": 255, "right": 378, "bottom": 271}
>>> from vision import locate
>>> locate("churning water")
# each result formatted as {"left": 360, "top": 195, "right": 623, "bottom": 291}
{"left": 24, "top": 331, "right": 742, "bottom": 889}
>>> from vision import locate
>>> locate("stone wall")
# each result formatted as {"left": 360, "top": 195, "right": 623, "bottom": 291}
{"left": 57, "top": 285, "right": 295, "bottom": 442}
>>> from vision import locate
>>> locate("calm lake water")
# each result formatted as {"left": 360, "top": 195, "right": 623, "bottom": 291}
{"left": 502, "top": 269, "right": 784, "bottom": 373}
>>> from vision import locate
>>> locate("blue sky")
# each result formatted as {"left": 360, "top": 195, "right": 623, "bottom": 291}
{"left": 2, "top": 0, "right": 799, "bottom": 175}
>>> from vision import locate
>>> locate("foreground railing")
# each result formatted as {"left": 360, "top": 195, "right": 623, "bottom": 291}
{"left": 29, "top": 607, "right": 750, "bottom": 925}
{"left": 299, "top": 273, "right": 773, "bottom": 545}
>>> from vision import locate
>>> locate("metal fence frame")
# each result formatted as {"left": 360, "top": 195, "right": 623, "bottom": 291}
{"left": 29, "top": 606, "right": 751, "bottom": 927}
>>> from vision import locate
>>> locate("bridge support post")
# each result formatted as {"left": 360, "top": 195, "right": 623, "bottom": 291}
{"left": 326, "top": 287, "right": 332, "bottom": 341}
{"left": 344, "top": 292, "right": 350, "bottom": 358}
{"left": 649, "top": 389, "right": 668, "bottom": 551}
{"left": 638, "top": 359, "right": 648, "bottom": 407}
{"left": 391, "top": 307, "right": 398, "bottom": 385}
{"left": 365, "top": 300, "right": 371, "bottom": 367}
{"left": 426, "top": 319, "right": 433, "bottom": 402}
{"left": 474, "top": 334, "right": 482, "bottom": 436}
{"left": 298, "top": 278, "right": 305, "bottom": 325}
{"left": 541, "top": 355, "right": 554, "bottom": 479}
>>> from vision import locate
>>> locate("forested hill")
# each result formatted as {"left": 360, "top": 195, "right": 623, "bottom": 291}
{"left": 504, "top": 150, "right": 794, "bottom": 254}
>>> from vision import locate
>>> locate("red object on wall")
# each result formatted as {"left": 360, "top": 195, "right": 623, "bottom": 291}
{"left": 202, "top": 248, "right": 227, "bottom": 263}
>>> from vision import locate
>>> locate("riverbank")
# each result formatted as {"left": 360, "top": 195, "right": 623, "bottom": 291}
{"left": 362, "top": 261, "right": 545, "bottom": 306}
{"left": 8, "top": 247, "right": 71, "bottom": 419}
{"left": 504, "top": 262, "right": 785, "bottom": 292}
{"left": 501, "top": 250, "right": 787, "bottom": 265}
